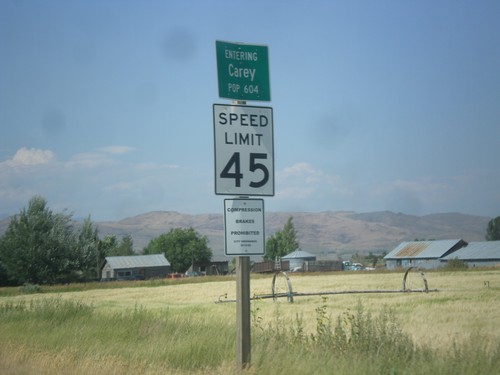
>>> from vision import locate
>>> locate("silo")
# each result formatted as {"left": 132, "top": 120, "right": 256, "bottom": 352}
{"left": 282, "top": 249, "right": 316, "bottom": 271}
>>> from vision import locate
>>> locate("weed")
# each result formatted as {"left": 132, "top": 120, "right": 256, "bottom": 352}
{"left": 250, "top": 297, "right": 264, "bottom": 332}
{"left": 312, "top": 296, "right": 333, "bottom": 346}
{"left": 446, "top": 258, "right": 468, "bottom": 270}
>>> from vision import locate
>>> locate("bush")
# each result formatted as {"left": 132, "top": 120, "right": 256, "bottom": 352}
{"left": 446, "top": 258, "right": 468, "bottom": 270}
{"left": 19, "top": 283, "right": 42, "bottom": 294}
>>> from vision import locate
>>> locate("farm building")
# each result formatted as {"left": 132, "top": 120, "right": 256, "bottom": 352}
{"left": 282, "top": 249, "right": 317, "bottom": 271}
{"left": 384, "top": 239, "right": 467, "bottom": 270}
{"left": 441, "top": 241, "right": 500, "bottom": 268}
{"left": 303, "top": 260, "right": 343, "bottom": 272}
{"left": 101, "top": 254, "right": 170, "bottom": 281}
{"left": 252, "top": 260, "right": 290, "bottom": 273}
{"left": 190, "top": 261, "right": 229, "bottom": 275}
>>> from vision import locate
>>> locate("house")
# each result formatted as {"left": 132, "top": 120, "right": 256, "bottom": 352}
{"left": 384, "top": 239, "right": 467, "bottom": 270}
{"left": 101, "top": 254, "right": 170, "bottom": 281}
{"left": 441, "top": 241, "right": 500, "bottom": 268}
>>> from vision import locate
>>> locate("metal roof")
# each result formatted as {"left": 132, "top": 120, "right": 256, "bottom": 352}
{"left": 104, "top": 254, "right": 170, "bottom": 269}
{"left": 384, "top": 239, "right": 465, "bottom": 259}
{"left": 442, "top": 241, "right": 500, "bottom": 260}
{"left": 282, "top": 249, "right": 316, "bottom": 260}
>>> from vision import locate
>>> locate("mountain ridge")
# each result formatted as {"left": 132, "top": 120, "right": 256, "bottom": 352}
{"left": 0, "top": 210, "right": 491, "bottom": 260}
{"left": 97, "top": 210, "right": 491, "bottom": 259}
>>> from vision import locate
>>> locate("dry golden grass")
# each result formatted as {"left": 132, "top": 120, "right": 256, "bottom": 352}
{"left": 2, "top": 269, "right": 499, "bottom": 350}
{"left": 1, "top": 269, "right": 500, "bottom": 374}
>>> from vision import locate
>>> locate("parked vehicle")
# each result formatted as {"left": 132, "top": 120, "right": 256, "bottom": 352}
{"left": 342, "top": 261, "right": 364, "bottom": 271}
{"left": 168, "top": 273, "right": 184, "bottom": 279}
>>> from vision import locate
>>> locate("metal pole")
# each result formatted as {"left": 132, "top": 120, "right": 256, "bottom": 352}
{"left": 233, "top": 100, "right": 250, "bottom": 371}
{"left": 236, "top": 255, "right": 251, "bottom": 370}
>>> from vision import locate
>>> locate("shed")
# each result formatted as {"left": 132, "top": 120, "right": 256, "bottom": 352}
{"left": 101, "top": 254, "right": 170, "bottom": 281}
{"left": 252, "top": 260, "right": 290, "bottom": 273}
{"left": 191, "top": 261, "right": 229, "bottom": 276}
{"left": 384, "top": 239, "right": 467, "bottom": 270}
{"left": 282, "top": 249, "right": 316, "bottom": 271}
{"left": 441, "top": 241, "right": 500, "bottom": 268}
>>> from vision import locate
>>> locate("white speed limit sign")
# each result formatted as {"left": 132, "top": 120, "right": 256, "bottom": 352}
{"left": 213, "top": 104, "right": 274, "bottom": 196}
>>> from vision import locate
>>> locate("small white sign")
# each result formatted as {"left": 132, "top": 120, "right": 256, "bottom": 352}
{"left": 224, "top": 198, "right": 265, "bottom": 256}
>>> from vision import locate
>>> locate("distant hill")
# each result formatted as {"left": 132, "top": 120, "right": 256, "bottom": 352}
{"left": 95, "top": 211, "right": 490, "bottom": 259}
{"left": 0, "top": 210, "right": 491, "bottom": 260}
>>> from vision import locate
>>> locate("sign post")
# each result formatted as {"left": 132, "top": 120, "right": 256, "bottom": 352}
{"left": 214, "top": 40, "right": 272, "bottom": 371}
{"left": 236, "top": 255, "right": 250, "bottom": 370}
{"left": 224, "top": 198, "right": 264, "bottom": 370}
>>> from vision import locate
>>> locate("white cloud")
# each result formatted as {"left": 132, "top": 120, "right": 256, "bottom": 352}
{"left": 276, "top": 162, "right": 349, "bottom": 200}
{"left": 380, "top": 178, "right": 449, "bottom": 195}
{"left": 103, "top": 182, "right": 136, "bottom": 192}
{"left": 66, "top": 146, "right": 137, "bottom": 168}
{"left": 133, "top": 162, "right": 179, "bottom": 170}
{"left": 67, "top": 152, "right": 118, "bottom": 168}
{"left": 0, "top": 145, "right": 201, "bottom": 219}
{"left": 278, "top": 186, "right": 316, "bottom": 199}
{"left": 2, "top": 147, "right": 55, "bottom": 166}
{"left": 98, "top": 146, "right": 136, "bottom": 155}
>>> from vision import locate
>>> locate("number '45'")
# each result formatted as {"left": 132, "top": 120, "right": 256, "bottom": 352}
{"left": 220, "top": 152, "right": 269, "bottom": 188}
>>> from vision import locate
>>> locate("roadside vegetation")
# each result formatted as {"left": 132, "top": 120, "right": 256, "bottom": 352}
{"left": 0, "top": 196, "right": 213, "bottom": 286}
{"left": 1, "top": 199, "right": 499, "bottom": 373}
{"left": 0, "top": 274, "right": 236, "bottom": 297}
{"left": 1, "top": 269, "right": 499, "bottom": 374}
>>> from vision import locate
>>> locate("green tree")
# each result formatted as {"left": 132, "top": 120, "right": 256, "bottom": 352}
{"left": 0, "top": 196, "right": 78, "bottom": 285}
{"left": 0, "top": 258, "right": 11, "bottom": 286}
{"left": 486, "top": 216, "right": 500, "bottom": 241}
{"left": 77, "top": 216, "right": 103, "bottom": 280}
{"left": 117, "top": 234, "right": 135, "bottom": 255}
{"left": 143, "top": 228, "right": 212, "bottom": 273}
{"left": 264, "top": 216, "right": 299, "bottom": 261}
{"left": 105, "top": 234, "right": 135, "bottom": 256}
{"left": 99, "top": 235, "right": 118, "bottom": 255}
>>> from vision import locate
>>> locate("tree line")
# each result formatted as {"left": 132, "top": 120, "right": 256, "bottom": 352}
{"left": 0, "top": 196, "right": 212, "bottom": 286}
{"left": 2, "top": 195, "right": 499, "bottom": 286}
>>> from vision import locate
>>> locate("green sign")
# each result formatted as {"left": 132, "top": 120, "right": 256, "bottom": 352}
{"left": 216, "top": 41, "right": 270, "bottom": 102}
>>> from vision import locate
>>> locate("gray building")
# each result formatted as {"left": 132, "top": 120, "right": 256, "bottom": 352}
{"left": 384, "top": 239, "right": 467, "bottom": 270}
{"left": 282, "top": 249, "right": 316, "bottom": 271}
{"left": 101, "top": 254, "right": 170, "bottom": 280}
{"left": 441, "top": 241, "right": 500, "bottom": 268}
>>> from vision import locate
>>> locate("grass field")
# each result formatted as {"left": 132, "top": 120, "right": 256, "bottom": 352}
{"left": 1, "top": 269, "right": 499, "bottom": 374}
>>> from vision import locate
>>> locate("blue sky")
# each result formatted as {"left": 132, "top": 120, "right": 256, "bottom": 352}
{"left": 1, "top": 0, "right": 499, "bottom": 221}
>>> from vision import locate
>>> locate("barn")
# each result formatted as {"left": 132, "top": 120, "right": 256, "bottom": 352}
{"left": 384, "top": 239, "right": 467, "bottom": 270}
{"left": 101, "top": 254, "right": 170, "bottom": 281}
{"left": 441, "top": 241, "right": 500, "bottom": 268}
